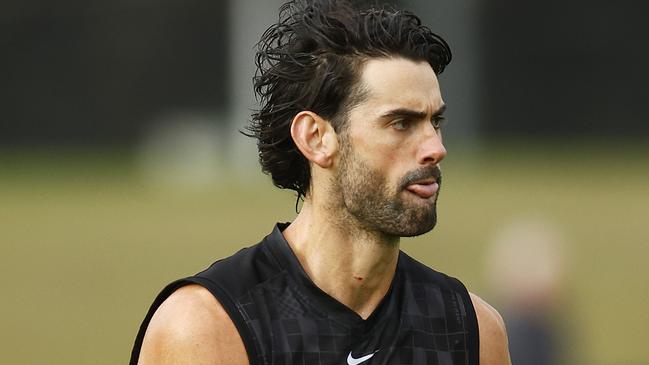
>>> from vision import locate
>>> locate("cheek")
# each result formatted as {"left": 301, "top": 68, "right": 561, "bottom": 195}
{"left": 360, "top": 145, "right": 409, "bottom": 189}
{"left": 357, "top": 142, "right": 399, "bottom": 176}
{"left": 351, "top": 130, "right": 401, "bottom": 164}
{"left": 348, "top": 128, "right": 413, "bottom": 185}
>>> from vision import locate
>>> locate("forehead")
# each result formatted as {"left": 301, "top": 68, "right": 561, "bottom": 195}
{"left": 354, "top": 57, "right": 443, "bottom": 116}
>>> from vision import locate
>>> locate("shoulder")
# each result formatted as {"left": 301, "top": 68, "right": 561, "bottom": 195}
{"left": 137, "top": 284, "right": 249, "bottom": 365}
{"left": 398, "top": 252, "right": 468, "bottom": 293}
{"left": 469, "top": 292, "right": 512, "bottom": 365}
{"left": 398, "top": 251, "right": 450, "bottom": 284}
{"left": 196, "top": 240, "right": 280, "bottom": 297}
{"left": 398, "top": 256, "right": 510, "bottom": 363}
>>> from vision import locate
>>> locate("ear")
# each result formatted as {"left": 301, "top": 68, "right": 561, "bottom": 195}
{"left": 290, "top": 111, "right": 338, "bottom": 168}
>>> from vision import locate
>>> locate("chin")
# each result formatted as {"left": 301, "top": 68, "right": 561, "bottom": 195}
{"left": 397, "top": 220, "right": 438, "bottom": 237}
{"left": 383, "top": 207, "right": 438, "bottom": 238}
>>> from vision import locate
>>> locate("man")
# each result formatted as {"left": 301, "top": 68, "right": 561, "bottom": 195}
{"left": 131, "top": 0, "right": 511, "bottom": 364}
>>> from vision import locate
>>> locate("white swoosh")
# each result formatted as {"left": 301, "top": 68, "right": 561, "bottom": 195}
{"left": 347, "top": 350, "right": 377, "bottom": 365}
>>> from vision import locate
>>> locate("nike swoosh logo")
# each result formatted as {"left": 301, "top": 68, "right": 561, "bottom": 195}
{"left": 347, "top": 350, "right": 378, "bottom": 365}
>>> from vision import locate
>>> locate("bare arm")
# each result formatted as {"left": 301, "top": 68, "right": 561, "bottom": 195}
{"left": 470, "top": 293, "right": 512, "bottom": 365}
{"left": 137, "top": 284, "right": 249, "bottom": 365}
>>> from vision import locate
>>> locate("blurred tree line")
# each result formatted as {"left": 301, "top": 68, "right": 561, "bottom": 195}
{"left": 1, "top": 0, "right": 229, "bottom": 146}
{"left": 1, "top": 0, "right": 647, "bottom": 146}
{"left": 480, "top": 0, "right": 649, "bottom": 139}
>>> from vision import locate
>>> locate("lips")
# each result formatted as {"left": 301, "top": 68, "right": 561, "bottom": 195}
{"left": 400, "top": 166, "right": 442, "bottom": 199}
{"left": 405, "top": 181, "right": 439, "bottom": 199}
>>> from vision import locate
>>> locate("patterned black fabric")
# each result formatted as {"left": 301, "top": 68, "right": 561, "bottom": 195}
{"left": 130, "top": 224, "right": 479, "bottom": 365}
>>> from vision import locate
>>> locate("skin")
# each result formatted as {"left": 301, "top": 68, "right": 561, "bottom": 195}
{"left": 138, "top": 57, "right": 511, "bottom": 364}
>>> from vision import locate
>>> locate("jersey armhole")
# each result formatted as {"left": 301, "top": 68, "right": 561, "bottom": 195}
{"left": 129, "top": 277, "right": 260, "bottom": 365}
{"left": 449, "top": 277, "right": 481, "bottom": 365}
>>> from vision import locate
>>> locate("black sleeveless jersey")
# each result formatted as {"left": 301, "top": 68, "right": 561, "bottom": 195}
{"left": 131, "top": 224, "right": 479, "bottom": 365}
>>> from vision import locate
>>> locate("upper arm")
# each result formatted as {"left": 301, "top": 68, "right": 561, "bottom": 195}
{"left": 137, "top": 284, "right": 250, "bottom": 365}
{"left": 470, "top": 292, "right": 512, "bottom": 365}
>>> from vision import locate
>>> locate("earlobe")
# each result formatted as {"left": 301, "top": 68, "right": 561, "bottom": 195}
{"left": 290, "top": 111, "right": 338, "bottom": 168}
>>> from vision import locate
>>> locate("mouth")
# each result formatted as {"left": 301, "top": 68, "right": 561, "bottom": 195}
{"left": 405, "top": 180, "right": 439, "bottom": 199}
{"left": 399, "top": 166, "right": 442, "bottom": 199}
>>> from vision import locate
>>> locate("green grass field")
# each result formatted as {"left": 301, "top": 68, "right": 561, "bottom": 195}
{"left": 1, "top": 142, "right": 647, "bottom": 364}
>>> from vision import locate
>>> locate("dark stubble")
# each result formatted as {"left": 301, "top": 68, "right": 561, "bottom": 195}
{"left": 335, "top": 138, "right": 442, "bottom": 239}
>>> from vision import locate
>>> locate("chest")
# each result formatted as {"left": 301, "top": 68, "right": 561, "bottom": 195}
{"left": 237, "top": 278, "right": 472, "bottom": 365}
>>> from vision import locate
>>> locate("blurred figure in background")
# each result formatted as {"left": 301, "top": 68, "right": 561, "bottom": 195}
{"left": 485, "top": 216, "right": 569, "bottom": 365}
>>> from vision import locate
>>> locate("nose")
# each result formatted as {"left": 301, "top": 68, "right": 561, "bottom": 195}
{"left": 417, "top": 126, "right": 447, "bottom": 165}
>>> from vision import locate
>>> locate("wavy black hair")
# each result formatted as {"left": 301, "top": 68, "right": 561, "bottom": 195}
{"left": 246, "top": 0, "right": 451, "bottom": 200}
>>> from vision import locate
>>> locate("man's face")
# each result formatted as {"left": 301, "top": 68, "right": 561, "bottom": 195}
{"left": 333, "top": 57, "right": 447, "bottom": 238}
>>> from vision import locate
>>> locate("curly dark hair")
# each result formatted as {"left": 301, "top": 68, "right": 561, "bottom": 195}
{"left": 246, "top": 0, "right": 451, "bottom": 200}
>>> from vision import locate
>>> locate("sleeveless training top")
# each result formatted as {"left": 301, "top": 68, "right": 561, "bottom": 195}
{"left": 130, "top": 223, "right": 479, "bottom": 365}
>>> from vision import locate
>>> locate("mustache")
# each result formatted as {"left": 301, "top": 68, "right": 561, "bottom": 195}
{"left": 399, "top": 165, "right": 442, "bottom": 190}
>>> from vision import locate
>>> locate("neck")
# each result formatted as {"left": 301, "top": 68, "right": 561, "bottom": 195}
{"left": 283, "top": 200, "right": 400, "bottom": 319}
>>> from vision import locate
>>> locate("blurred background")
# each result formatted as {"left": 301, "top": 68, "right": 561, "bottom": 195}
{"left": 1, "top": 0, "right": 648, "bottom": 364}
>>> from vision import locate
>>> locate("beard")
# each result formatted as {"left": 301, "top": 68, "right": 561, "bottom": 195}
{"left": 334, "top": 140, "right": 442, "bottom": 239}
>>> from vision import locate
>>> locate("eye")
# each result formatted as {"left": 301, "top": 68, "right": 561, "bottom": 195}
{"left": 431, "top": 116, "right": 446, "bottom": 129}
{"left": 391, "top": 119, "right": 408, "bottom": 131}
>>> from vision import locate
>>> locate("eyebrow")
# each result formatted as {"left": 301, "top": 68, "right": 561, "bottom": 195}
{"left": 380, "top": 104, "right": 447, "bottom": 119}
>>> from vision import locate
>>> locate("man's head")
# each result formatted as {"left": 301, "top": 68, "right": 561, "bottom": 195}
{"left": 333, "top": 58, "right": 446, "bottom": 238}
{"left": 248, "top": 0, "right": 451, "bottom": 237}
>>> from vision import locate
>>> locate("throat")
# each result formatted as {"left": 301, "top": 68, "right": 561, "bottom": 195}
{"left": 282, "top": 204, "right": 400, "bottom": 319}
{"left": 311, "top": 255, "right": 398, "bottom": 319}
{"left": 341, "top": 270, "right": 396, "bottom": 319}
